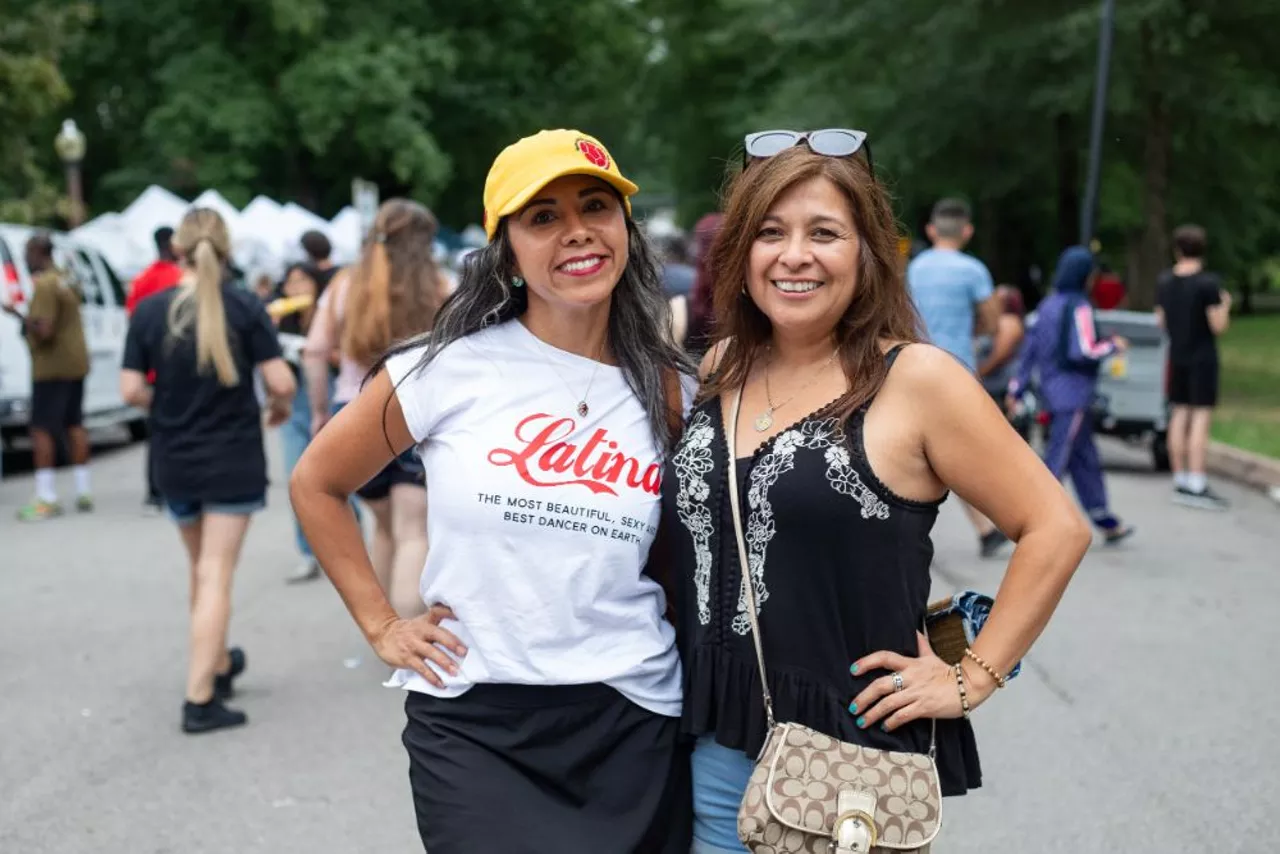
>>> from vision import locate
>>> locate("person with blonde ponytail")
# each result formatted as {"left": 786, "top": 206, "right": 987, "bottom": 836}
{"left": 303, "top": 199, "right": 446, "bottom": 619}
{"left": 120, "top": 207, "right": 297, "bottom": 735}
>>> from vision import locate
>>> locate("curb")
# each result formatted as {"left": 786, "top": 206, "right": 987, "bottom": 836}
{"left": 1207, "top": 441, "right": 1280, "bottom": 502}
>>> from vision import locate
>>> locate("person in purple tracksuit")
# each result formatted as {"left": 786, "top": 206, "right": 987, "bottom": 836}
{"left": 1008, "top": 246, "right": 1134, "bottom": 545}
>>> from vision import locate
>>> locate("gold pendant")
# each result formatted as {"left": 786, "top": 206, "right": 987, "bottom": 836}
{"left": 753, "top": 411, "right": 773, "bottom": 432}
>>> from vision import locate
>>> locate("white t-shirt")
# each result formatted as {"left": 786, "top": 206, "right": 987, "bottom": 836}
{"left": 383, "top": 318, "right": 691, "bottom": 717}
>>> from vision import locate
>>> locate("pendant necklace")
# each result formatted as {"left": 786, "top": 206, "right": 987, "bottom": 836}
{"left": 531, "top": 331, "right": 604, "bottom": 418}
{"left": 754, "top": 348, "right": 838, "bottom": 432}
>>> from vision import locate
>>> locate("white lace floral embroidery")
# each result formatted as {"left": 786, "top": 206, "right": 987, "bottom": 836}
{"left": 732, "top": 418, "right": 891, "bottom": 635}
{"left": 672, "top": 410, "right": 716, "bottom": 625}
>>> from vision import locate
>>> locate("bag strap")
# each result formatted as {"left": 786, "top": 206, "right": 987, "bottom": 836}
{"left": 725, "top": 385, "right": 777, "bottom": 730}
{"left": 725, "top": 384, "right": 937, "bottom": 756}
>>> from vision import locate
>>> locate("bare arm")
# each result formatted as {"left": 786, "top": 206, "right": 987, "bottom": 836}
{"left": 974, "top": 292, "right": 1001, "bottom": 337}
{"left": 1207, "top": 290, "right": 1232, "bottom": 335}
{"left": 976, "top": 314, "right": 1024, "bottom": 378}
{"left": 259, "top": 357, "right": 296, "bottom": 427}
{"left": 120, "top": 369, "right": 153, "bottom": 410}
{"left": 304, "top": 276, "right": 350, "bottom": 431}
{"left": 303, "top": 290, "right": 338, "bottom": 429}
{"left": 698, "top": 339, "right": 729, "bottom": 382}
{"left": 1153, "top": 306, "right": 1165, "bottom": 330}
{"left": 916, "top": 349, "right": 1090, "bottom": 692}
{"left": 289, "top": 369, "right": 463, "bottom": 684}
{"left": 853, "top": 347, "right": 1090, "bottom": 729}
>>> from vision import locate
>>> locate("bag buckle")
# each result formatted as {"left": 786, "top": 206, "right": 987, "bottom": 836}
{"left": 829, "top": 787, "right": 878, "bottom": 854}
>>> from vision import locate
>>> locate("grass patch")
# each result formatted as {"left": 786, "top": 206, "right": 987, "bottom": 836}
{"left": 1213, "top": 312, "right": 1280, "bottom": 458}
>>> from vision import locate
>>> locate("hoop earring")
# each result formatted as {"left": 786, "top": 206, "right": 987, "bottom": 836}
{"left": 511, "top": 275, "right": 525, "bottom": 289}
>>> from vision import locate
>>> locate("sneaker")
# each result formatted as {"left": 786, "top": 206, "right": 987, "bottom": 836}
{"left": 182, "top": 697, "right": 247, "bottom": 734}
{"left": 1173, "top": 485, "right": 1230, "bottom": 511}
{"left": 1103, "top": 525, "right": 1135, "bottom": 546}
{"left": 979, "top": 529, "right": 1010, "bottom": 559}
{"left": 214, "top": 647, "right": 246, "bottom": 700}
{"left": 75, "top": 494, "right": 94, "bottom": 513}
{"left": 286, "top": 559, "right": 322, "bottom": 585}
{"left": 16, "top": 500, "right": 63, "bottom": 522}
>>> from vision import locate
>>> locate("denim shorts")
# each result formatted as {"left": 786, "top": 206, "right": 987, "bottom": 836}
{"left": 166, "top": 494, "right": 267, "bottom": 526}
{"left": 330, "top": 401, "right": 425, "bottom": 501}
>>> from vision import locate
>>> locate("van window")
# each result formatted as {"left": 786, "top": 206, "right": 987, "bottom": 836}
{"left": 97, "top": 254, "right": 127, "bottom": 307}
{"left": 70, "top": 250, "right": 106, "bottom": 307}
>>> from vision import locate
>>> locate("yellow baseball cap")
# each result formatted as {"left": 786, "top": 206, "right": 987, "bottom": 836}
{"left": 482, "top": 129, "right": 639, "bottom": 240}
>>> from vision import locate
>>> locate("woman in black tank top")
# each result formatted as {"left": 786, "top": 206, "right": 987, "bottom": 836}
{"left": 662, "top": 139, "right": 1092, "bottom": 852}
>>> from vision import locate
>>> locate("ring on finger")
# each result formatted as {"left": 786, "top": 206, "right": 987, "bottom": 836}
{"left": 891, "top": 672, "right": 905, "bottom": 693}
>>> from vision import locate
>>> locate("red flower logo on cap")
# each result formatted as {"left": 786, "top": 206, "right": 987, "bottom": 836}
{"left": 576, "top": 139, "right": 610, "bottom": 170}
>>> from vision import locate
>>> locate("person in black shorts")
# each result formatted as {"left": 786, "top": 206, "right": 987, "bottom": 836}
{"left": 17, "top": 233, "right": 93, "bottom": 522}
{"left": 1155, "top": 224, "right": 1232, "bottom": 510}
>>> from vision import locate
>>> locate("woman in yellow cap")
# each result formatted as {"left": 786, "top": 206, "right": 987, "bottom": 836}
{"left": 291, "top": 129, "right": 693, "bottom": 852}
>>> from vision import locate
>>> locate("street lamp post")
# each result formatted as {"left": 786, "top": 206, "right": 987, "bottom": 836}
{"left": 1080, "top": 0, "right": 1116, "bottom": 247}
{"left": 54, "top": 119, "right": 88, "bottom": 228}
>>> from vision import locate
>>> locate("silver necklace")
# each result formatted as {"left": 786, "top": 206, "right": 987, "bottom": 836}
{"left": 530, "top": 331, "right": 604, "bottom": 418}
{"left": 754, "top": 348, "right": 838, "bottom": 432}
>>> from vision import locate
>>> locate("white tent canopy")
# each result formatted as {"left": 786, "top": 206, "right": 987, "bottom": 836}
{"left": 121, "top": 185, "right": 187, "bottom": 237}
{"left": 327, "top": 206, "right": 363, "bottom": 262}
{"left": 71, "top": 185, "right": 356, "bottom": 282}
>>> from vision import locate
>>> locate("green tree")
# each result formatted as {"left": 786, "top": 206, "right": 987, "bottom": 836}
{"left": 0, "top": 1, "right": 92, "bottom": 222}
{"left": 643, "top": 0, "right": 1280, "bottom": 306}
{"left": 61, "top": 0, "right": 457, "bottom": 213}
{"left": 55, "top": 0, "right": 657, "bottom": 227}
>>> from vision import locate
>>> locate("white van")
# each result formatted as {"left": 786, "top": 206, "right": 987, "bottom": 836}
{"left": 0, "top": 223, "right": 146, "bottom": 452}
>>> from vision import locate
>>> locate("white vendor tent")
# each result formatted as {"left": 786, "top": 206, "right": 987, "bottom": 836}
{"left": 72, "top": 186, "right": 353, "bottom": 284}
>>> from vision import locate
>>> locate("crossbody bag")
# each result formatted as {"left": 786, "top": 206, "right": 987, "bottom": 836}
{"left": 724, "top": 386, "right": 943, "bottom": 854}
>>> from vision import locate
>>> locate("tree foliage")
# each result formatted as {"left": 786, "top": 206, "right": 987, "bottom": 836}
{"left": 6, "top": 0, "right": 1277, "bottom": 307}
{"left": 640, "top": 0, "right": 1280, "bottom": 306}
{"left": 0, "top": 1, "right": 92, "bottom": 222}
{"left": 52, "top": 0, "right": 654, "bottom": 226}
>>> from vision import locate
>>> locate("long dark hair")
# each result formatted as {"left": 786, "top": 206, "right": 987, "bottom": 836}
{"left": 372, "top": 212, "right": 693, "bottom": 452}
{"left": 701, "top": 147, "right": 923, "bottom": 418}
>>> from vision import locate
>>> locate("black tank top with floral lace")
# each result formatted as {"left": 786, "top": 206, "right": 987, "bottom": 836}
{"left": 660, "top": 345, "right": 982, "bottom": 795}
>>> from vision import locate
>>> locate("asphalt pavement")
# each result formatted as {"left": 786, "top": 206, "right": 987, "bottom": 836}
{"left": 1, "top": 430, "right": 1277, "bottom": 853}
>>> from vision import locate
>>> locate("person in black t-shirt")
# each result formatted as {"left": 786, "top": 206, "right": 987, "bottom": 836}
{"left": 1154, "top": 224, "right": 1233, "bottom": 511}
{"left": 121, "top": 208, "right": 297, "bottom": 735}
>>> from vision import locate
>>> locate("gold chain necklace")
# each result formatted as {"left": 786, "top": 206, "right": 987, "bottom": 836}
{"left": 754, "top": 349, "right": 838, "bottom": 432}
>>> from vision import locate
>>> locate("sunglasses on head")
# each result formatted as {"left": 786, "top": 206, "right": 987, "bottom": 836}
{"left": 743, "top": 128, "right": 874, "bottom": 177}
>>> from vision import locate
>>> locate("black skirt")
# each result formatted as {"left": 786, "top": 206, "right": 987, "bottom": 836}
{"left": 402, "top": 684, "right": 692, "bottom": 854}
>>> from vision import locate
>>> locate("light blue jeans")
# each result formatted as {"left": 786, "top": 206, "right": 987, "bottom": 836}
{"left": 691, "top": 735, "right": 753, "bottom": 852}
{"left": 279, "top": 377, "right": 362, "bottom": 560}
{"left": 279, "top": 377, "right": 314, "bottom": 558}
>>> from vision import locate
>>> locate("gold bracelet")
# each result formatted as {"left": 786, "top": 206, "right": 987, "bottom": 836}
{"left": 953, "top": 663, "right": 970, "bottom": 719}
{"left": 963, "top": 648, "right": 1007, "bottom": 689}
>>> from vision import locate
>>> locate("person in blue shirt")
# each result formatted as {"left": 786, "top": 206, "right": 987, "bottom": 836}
{"left": 908, "top": 198, "right": 1005, "bottom": 556}
{"left": 1008, "top": 245, "right": 1134, "bottom": 545}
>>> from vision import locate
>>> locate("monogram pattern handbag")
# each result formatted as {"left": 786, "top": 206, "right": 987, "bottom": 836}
{"left": 725, "top": 387, "right": 943, "bottom": 854}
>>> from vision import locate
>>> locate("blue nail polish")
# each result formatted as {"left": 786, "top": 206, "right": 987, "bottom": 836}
{"left": 850, "top": 663, "right": 860, "bottom": 675}
{"left": 879, "top": 723, "right": 887, "bottom": 732}
{"left": 856, "top": 716, "right": 866, "bottom": 728}
{"left": 848, "top": 702, "right": 858, "bottom": 714}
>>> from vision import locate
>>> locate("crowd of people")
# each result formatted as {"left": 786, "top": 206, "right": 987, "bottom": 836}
{"left": 0, "top": 124, "right": 1241, "bottom": 853}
